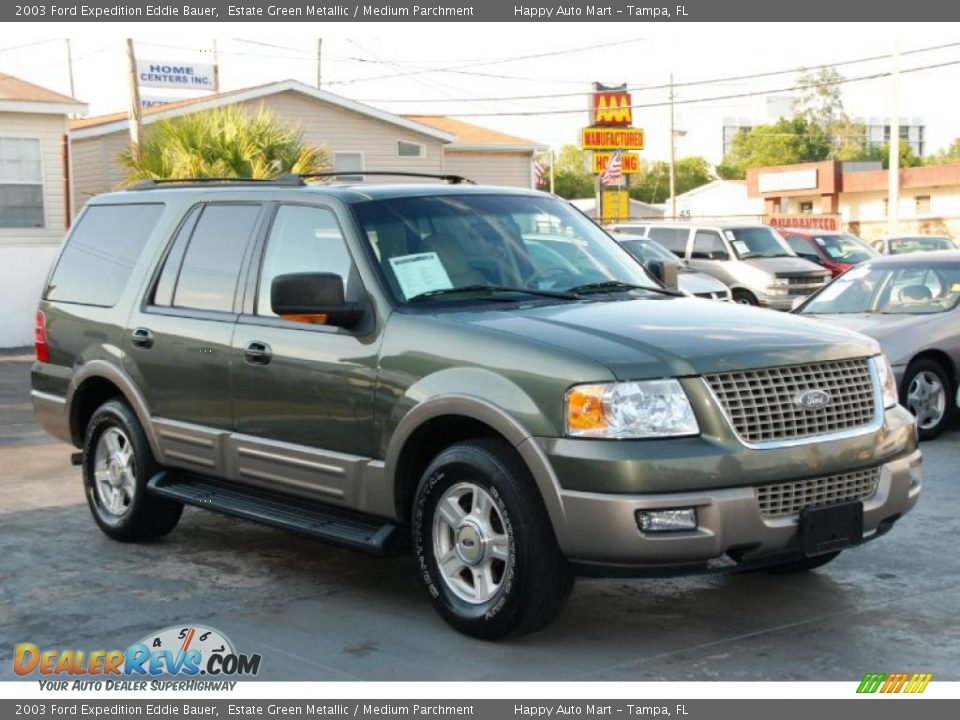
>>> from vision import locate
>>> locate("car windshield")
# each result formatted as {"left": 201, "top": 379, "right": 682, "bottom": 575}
{"left": 889, "top": 237, "right": 954, "bottom": 254}
{"left": 726, "top": 227, "right": 795, "bottom": 259}
{"left": 814, "top": 234, "right": 877, "bottom": 264}
{"left": 353, "top": 193, "right": 658, "bottom": 304}
{"left": 800, "top": 263, "right": 960, "bottom": 315}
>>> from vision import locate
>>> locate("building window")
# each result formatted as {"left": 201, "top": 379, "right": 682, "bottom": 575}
{"left": 915, "top": 195, "right": 931, "bottom": 216}
{"left": 333, "top": 152, "right": 364, "bottom": 181}
{"left": 799, "top": 201, "right": 813, "bottom": 214}
{"left": 0, "top": 137, "right": 44, "bottom": 228}
{"left": 397, "top": 141, "right": 425, "bottom": 158}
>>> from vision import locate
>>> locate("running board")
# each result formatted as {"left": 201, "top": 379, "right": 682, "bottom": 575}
{"left": 147, "top": 471, "right": 401, "bottom": 556}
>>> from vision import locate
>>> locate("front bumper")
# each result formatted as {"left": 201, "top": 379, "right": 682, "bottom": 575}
{"left": 556, "top": 449, "right": 920, "bottom": 575}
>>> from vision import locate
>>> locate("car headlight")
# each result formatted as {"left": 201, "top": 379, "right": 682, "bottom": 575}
{"left": 873, "top": 354, "right": 899, "bottom": 409}
{"left": 770, "top": 278, "right": 789, "bottom": 287}
{"left": 565, "top": 379, "right": 700, "bottom": 438}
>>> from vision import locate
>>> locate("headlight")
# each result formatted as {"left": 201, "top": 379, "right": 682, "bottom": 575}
{"left": 770, "top": 278, "right": 789, "bottom": 287}
{"left": 565, "top": 379, "right": 700, "bottom": 438}
{"left": 873, "top": 354, "right": 899, "bottom": 409}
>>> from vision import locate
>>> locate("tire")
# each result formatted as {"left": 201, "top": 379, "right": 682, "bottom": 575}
{"left": 412, "top": 438, "right": 573, "bottom": 640}
{"left": 82, "top": 399, "right": 183, "bottom": 542}
{"left": 732, "top": 289, "right": 758, "bottom": 306}
{"left": 901, "top": 358, "right": 954, "bottom": 440}
{"left": 759, "top": 551, "right": 841, "bottom": 574}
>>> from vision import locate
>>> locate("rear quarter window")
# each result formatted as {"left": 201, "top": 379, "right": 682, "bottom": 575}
{"left": 45, "top": 203, "right": 165, "bottom": 307}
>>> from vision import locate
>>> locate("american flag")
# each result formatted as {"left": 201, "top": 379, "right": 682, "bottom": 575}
{"left": 599, "top": 149, "right": 623, "bottom": 186}
{"left": 533, "top": 157, "right": 546, "bottom": 186}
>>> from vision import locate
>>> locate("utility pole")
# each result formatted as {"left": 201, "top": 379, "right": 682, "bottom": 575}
{"left": 212, "top": 39, "right": 220, "bottom": 93}
{"left": 668, "top": 73, "right": 677, "bottom": 219}
{"left": 125, "top": 39, "right": 143, "bottom": 151}
{"left": 65, "top": 39, "right": 75, "bottom": 99}
{"left": 316, "top": 38, "right": 323, "bottom": 89}
{"left": 887, "top": 40, "right": 901, "bottom": 236}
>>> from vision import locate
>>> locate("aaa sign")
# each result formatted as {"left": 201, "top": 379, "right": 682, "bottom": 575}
{"left": 592, "top": 152, "right": 640, "bottom": 174}
{"left": 592, "top": 91, "right": 633, "bottom": 126}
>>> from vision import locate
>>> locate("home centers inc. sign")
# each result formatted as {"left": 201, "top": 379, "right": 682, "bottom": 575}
{"left": 136, "top": 60, "right": 216, "bottom": 89}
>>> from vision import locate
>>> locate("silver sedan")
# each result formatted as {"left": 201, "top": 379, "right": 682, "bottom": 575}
{"left": 796, "top": 251, "right": 960, "bottom": 439}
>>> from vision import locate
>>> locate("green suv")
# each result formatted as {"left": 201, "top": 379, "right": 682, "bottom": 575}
{"left": 31, "top": 177, "right": 922, "bottom": 639}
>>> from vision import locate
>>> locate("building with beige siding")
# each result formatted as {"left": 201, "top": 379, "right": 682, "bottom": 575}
{"left": 0, "top": 74, "right": 86, "bottom": 347}
{"left": 68, "top": 80, "right": 544, "bottom": 212}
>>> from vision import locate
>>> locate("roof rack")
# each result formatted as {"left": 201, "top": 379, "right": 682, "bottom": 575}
{"left": 130, "top": 176, "right": 303, "bottom": 190}
{"left": 128, "top": 170, "right": 476, "bottom": 191}
{"left": 292, "top": 171, "right": 476, "bottom": 185}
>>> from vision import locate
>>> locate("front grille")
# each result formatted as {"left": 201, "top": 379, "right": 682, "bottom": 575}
{"left": 704, "top": 357, "right": 877, "bottom": 444}
{"left": 781, "top": 274, "right": 829, "bottom": 296}
{"left": 756, "top": 467, "right": 880, "bottom": 516}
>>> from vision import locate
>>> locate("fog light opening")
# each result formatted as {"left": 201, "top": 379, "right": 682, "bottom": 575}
{"left": 636, "top": 507, "right": 698, "bottom": 534}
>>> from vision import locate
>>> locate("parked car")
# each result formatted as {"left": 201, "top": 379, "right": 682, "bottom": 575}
{"left": 872, "top": 235, "right": 956, "bottom": 255}
{"left": 779, "top": 228, "right": 879, "bottom": 277}
{"left": 796, "top": 251, "right": 960, "bottom": 438}
{"left": 621, "top": 222, "right": 830, "bottom": 308}
{"left": 610, "top": 232, "right": 731, "bottom": 300}
{"left": 32, "top": 177, "right": 920, "bottom": 639}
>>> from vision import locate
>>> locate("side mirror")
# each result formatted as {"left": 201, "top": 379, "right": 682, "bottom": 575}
{"left": 647, "top": 259, "right": 680, "bottom": 290}
{"left": 271, "top": 273, "right": 364, "bottom": 328}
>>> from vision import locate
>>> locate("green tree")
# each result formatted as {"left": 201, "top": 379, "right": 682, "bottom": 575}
{"left": 855, "top": 140, "right": 921, "bottom": 169}
{"left": 829, "top": 116, "right": 868, "bottom": 161}
{"left": 717, "top": 117, "right": 831, "bottom": 179}
{"left": 925, "top": 137, "right": 960, "bottom": 165}
{"left": 120, "top": 106, "right": 329, "bottom": 184}
{"left": 630, "top": 156, "right": 714, "bottom": 204}
{"left": 792, "top": 66, "right": 845, "bottom": 130}
{"left": 548, "top": 144, "right": 594, "bottom": 199}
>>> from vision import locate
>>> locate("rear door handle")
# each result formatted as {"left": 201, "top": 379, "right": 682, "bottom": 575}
{"left": 130, "top": 327, "right": 154, "bottom": 350}
{"left": 244, "top": 341, "right": 272, "bottom": 366}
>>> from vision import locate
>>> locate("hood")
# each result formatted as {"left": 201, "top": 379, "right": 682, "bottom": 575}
{"left": 747, "top": 256, "right": 828, "bottom": 277}
{"left": 449, "top": 296, "right": 879, "bottom": 380}
{"left": 801, "top": 312, "right": 941, "bottom": 365}
{"left": 678, "top": 271, "right": 729, "bottom": 296}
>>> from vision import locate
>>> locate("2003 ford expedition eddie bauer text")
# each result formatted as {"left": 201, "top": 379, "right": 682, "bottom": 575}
{"left": 31, "top": 176, "right": 921, "bottom": 639}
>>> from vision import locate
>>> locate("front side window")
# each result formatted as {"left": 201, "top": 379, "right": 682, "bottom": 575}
{"left": 0, "top": 137, "right": 43, "bottom": 228}
{"left": 172, "top": 204, "right": 262, "bottom": 313}
{"left": 691, "top": 230, "right": 727, "bottom": 259}
{"left": 353, "top": 193, "right": 656, "bottom": 304}
{"left": 256, "top": 205, "right": 354, "bottom": 317}
{"left": 801, "top": 263, "right": 960, "bottom": 315}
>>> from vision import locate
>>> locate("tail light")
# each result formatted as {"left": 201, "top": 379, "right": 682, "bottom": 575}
{"left": 34, "top": 310, "right": 49, "bottom": 363}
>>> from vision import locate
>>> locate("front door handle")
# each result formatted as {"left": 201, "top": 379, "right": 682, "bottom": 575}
{"left": 244, "top": 341, "right": 272, "bottom": 366}
{"left": 130, "top": 327, "right": 154, "bottom": 350}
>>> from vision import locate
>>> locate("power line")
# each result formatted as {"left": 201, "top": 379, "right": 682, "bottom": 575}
{"left": 444, "top": 58, "right": 960, "bottom": 117}
{"left": 351, "top": 40, "right": 960, "bottom": 104}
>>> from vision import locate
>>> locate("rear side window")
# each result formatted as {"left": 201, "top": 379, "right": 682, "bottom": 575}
{"left": 46, "top": 203, "right": 164, "bottom": 307}
{"left": 647, "top": 227, "right": 689, "bottom": 256}
{"left": 172, "top": 204, "right": 261, "bottom": 313}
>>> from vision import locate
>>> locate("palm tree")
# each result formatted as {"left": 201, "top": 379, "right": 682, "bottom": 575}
{"left": 120, "top": 105, "right": 330, "bottom": 184}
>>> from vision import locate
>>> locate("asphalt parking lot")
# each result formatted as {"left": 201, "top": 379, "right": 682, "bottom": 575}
{"left": 1, "top": 352, "right": 958, "bottom": 682}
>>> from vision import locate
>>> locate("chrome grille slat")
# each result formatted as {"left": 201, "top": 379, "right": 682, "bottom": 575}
{"left": 705, "top": 357, "right": 877, "bottom": 444}
{"left": 756, "top": 467, "right": 880, "bottom": 516}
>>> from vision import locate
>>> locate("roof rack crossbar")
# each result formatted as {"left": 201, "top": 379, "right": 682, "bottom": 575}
{"left": 130, "top": 176, "right": 305, "bottom": 190}
{"left": 296, "top": 171, "right": 476, "bottom": 185}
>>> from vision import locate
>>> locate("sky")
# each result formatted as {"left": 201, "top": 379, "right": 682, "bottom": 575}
{"left": 4, "top": 22, "right": 960, "bottom": 164}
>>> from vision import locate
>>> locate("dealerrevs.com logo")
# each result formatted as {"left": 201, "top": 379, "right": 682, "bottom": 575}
{"left": 857, "top": 672, "right": 933, "bottom": 694}
{"left": 14, "top": 625, "right": 261, "bottom": 689}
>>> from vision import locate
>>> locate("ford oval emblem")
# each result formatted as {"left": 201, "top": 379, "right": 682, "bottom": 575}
{"left": 795, "top": 389, "right": 831, "bottom": 410}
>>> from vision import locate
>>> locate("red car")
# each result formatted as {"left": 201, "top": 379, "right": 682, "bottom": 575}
{"left": 780, "top": 227, "right": 879, "bottom": 278}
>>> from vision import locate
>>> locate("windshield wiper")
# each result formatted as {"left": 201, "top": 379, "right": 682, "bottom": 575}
{"left": 407, "top": 284, "right": 579, "bottom": 303}
{"left": 565, "top": 280, "right": 683, "bottom": 297}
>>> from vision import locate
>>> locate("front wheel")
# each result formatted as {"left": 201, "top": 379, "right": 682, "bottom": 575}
{"left": 732, "top": 289, "right": 758, "bottom": 305}
{"left": 412, "top": 439, "right": 573, "bottom": 640}
{"left": 901, "top": 359, "right": 954, "bottom": 440}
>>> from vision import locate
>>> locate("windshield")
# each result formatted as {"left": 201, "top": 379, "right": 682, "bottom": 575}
{"left": 800, "top": 263, "right": 960, "bottom": 315}
{"left": 814, "top": 234, "right": 877, "bottom": 264}
{"left": 619, "top": 238, "right": 678, "bottom": 264}
{"left": 353, "top": 193, "right": 658, "bottom": 304}
{"left": 889, "top": 237, "right": 954, "bottom": 254}
{"left": 726, "top": 227, "right": 795, "bottom": 259}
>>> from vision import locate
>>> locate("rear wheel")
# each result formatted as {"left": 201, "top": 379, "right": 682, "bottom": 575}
{"left": 732, "top": 289, "right": 758, "bottom": 305}
{"left": 412, "top": 439, "right": 573, "bottom": 640}
{"left": 82, "top": 400, "right": 183, "bottom": 541}
{"left": 901, "top": 359, "right": 954, "bottom": 440}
